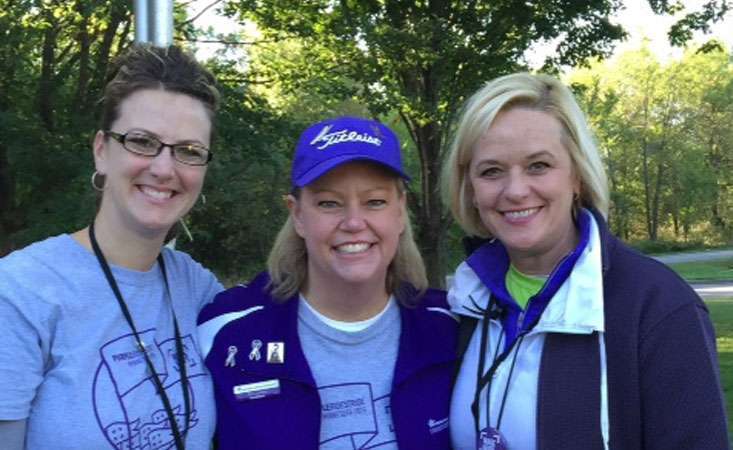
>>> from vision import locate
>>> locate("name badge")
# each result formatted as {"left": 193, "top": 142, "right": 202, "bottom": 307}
{"left": 233, "top": 379, "right": 281, "bottom": 401}
{"left": 477, "top": 427, "right": 507, "bottom": 450}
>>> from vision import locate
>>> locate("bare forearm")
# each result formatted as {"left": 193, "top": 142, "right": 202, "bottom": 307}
{"left": 0, "top": 420, "right": 26, "bottom": 450}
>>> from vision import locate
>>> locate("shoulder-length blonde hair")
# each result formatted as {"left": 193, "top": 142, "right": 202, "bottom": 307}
{"left": 442, "top": 72, "right": 609, "bottom": 238}
{"left": 267, "top": 180, "right": 428, "bottom": 304}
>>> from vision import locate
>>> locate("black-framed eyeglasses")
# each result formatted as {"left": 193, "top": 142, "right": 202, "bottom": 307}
{"left": 104, "top": 130, "right": 213, "bottom": 166}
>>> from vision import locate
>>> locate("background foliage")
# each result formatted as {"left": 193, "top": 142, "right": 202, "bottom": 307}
{"left": 0, "top": 0, "right": 730, "bottom": 285}
{"left": 571, "top": 44, "right": 732, "bottom": 244}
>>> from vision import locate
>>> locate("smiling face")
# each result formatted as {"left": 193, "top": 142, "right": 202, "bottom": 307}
{"left": 289, "top": 162, "right": 406, "bottom": 295}
{"left": 469, "top": 107, "right": 580, "bottom": 274}
{"left": 94, "top": 88, "right": 211, "bottom": 240}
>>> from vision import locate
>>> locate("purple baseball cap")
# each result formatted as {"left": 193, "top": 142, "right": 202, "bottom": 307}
{"left": 291, "top": 116, "right": 410, "bottom": 187}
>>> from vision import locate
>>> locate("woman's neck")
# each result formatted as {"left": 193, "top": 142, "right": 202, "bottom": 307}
{"left": 509, "top": 224, "right": 581, "bottom": 276}
{"left": 301, "top": 280, "right": 390, "bottom": 322}
{"left": 72, "top": 216, "right": 166, "bottom": 271}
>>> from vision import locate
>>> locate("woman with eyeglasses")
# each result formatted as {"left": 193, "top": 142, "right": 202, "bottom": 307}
{"left": 444, "top": 73, "right": 728, "bottom": 449}
{"left": 197, "top": 116, "right": 457, "bottom": 449}
{"left": 0, "top": 45, "right": 222, "bottom": 449}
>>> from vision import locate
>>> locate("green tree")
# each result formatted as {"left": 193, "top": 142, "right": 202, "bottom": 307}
{"left": 0, "top": 1, "right": 134, "bottom": 254}
{"left": 675, "top": 47, "right": 733, "bottom": 239}
{"left": 0, "top": 0, "right": 309, "bottom": 284}
{"left": 178, "top": 59, "right": 307, "bottom": 281}
{"left": 224, "top": 0, "right": 730, "bottom": 284}
{"left": 571, "top": 43, "right": 732, "bottom": 243}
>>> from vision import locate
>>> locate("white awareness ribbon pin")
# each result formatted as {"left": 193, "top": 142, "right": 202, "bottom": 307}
{"left": 249, "top": 339, "right": 262, "bottom": 361}
{"left": 225, "top": 345, "right": 238, "bottom": 367}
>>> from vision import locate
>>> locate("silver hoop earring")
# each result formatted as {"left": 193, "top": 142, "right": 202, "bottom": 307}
{"left": 91, "top": 171, "right": 106, "bottom": 191}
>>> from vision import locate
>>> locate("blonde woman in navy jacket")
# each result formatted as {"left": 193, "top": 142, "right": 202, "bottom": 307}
{"left": 198, "top": 117, "right": 457, "bottom": 449}
{"left": 443, "top": 73, "right": 728, "bottom": 449}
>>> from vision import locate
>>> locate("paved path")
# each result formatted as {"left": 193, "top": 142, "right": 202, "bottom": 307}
{"left": 650, "top": 249, "right": 733, "bottom": 299}
{"left": 653, "top": 249, "right": 733, "bottom": 264}
{"left": 690, "top": 281, "right": 733, "bottom": 300}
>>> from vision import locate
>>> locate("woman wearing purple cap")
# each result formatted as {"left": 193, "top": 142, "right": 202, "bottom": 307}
{"left": 198, "top": 116, "right": 457, "bottom": 449}
{"left": 444, "top": 73, "right": 728, "bottom": 449}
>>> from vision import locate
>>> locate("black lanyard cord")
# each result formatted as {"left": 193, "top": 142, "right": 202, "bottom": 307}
{"left": 474, "top": 297, "right": 495, "bottom": 407}
{"left": 471, "top": 296, "right": 525, "bottom": 435}
{"left": 472, "top": 297, "right": 504, "bottom": 433}
{"left": 89, "top": 223, "right": 190, "bottom": 450}
{"left": 492, "top": 335, "right": 524, "bottom": 431}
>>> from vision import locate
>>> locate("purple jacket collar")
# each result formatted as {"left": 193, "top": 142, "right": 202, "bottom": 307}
{"left": 243, "top": 274, "right": 316, "bottom": 386}
{"left": 465, "top": 209, "right": 592, "bottom": 351}
{"left": 242, "top": 272, "right": 456, "bottom": 388}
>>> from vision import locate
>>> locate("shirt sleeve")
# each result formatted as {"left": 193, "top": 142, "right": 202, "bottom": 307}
{"left": 167, "top": 249, "right": 223, "bottom": 313}
{"left": 0, "top": 282, "right": 53, "bottom": 420}
{"left": 197, "top": 269, "right": 224, "bottom": 312}
{"left": 639, "top": 301, "right": 729, "bottom": 449}
{"left": 0, "top": 419, "right": 27, "bottom": 449}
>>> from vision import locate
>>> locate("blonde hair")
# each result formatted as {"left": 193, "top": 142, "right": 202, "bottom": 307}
{"left": 267, "top": 181, "right": 428, "bottom": 304}
{"left": 442, "top": 72, "right": 609, "bottom": 237}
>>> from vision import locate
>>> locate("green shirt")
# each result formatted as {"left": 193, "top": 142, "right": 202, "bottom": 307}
{"left": 505, "top": 264, "right": 547, "bottom": 310}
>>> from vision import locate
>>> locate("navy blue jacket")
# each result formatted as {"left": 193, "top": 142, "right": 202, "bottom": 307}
{"left": 537, "top": 211, "right": 728, "bottom": 449}
{"left": 197, "top": 273, "right": 457, "bottom": 449}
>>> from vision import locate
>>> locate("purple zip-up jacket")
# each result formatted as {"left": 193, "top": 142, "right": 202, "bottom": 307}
{"left": 197, "top": 272, "right": 457, "bottom": 449}
{"left": 531, "top": 210, "right": 728, "bottom": 449}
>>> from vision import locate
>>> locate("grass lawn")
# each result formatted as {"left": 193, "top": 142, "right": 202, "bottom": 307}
{"left": 706, "top": 298, "right": 733, "bottom": 438}
{"left": 668, "top": 258, "right": 733, "bottom": 281}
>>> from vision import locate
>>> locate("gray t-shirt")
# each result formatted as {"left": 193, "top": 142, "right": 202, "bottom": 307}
{"left": 298, "top": 297, "right": 401, "bottom": 449}
{"left": 0, "top": 234, "right": 223, "bottom": 449}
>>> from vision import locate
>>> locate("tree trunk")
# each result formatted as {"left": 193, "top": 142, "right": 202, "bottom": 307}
{"left": 641, "top": 140, "right": 654, "bottom": 240}
{"left": 711, "top": 202, "right": 728, "bottom": 233}
{"left": 0, "top": 7, "right": 20, "bottom": 255}
{"left": 393, "top": 53, "right": 452, "bottom": 287}
{"left": 0, "top": 141, "right": 13, "bottom": 255}
{"left": 74, "top": 0, "right": 91, "bottom": 111}
{"left": 38, "top": 12, "right": 58, "bottom": 132}
{"left": 412, "top": 121, "right": 448, "bottom": 287}
{"left": 650, "top": 160, "right": 664, "bottom": 241}
{"left": 91, "top": 4, "right": 128, "bottom": 104}
{"left": 706, "top": 136, "right": 729, "bottom": 236}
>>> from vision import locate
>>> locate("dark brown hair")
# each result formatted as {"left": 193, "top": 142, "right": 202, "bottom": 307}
{"left": 100, "top": 44, "right": 220, "bottom": 132}
{"left": 95, "top": 45, "right": 220, "bottom": 243}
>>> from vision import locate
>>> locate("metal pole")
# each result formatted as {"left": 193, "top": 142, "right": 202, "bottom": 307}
{"left": 133, "top": 0, "right": 172, "bottom": 46}
{"left": 133, "top": 0, "right": 149, "bottom": 44}
{"left": 150, "top": 0, "right": 173, "bottom": 47}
